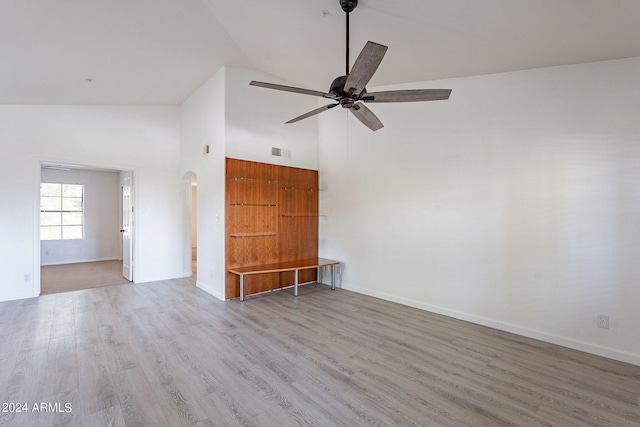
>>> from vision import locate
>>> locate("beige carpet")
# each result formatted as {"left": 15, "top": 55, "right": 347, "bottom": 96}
{"left": 41, "top": 260, "right": 130, "bottom": 295}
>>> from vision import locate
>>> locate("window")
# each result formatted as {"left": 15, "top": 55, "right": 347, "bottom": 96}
{"left": 40, "top": 183, "right": 84, "bottom": 240}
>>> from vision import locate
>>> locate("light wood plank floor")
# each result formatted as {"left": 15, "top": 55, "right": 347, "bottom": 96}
{"left": 0, "top": 278, "right": 639, "bottom": 426}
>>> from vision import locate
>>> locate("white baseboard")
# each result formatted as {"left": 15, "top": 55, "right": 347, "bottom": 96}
{"left": 196, "top": 281, "right": 225, "bottom": 301}
{"left": 342, "top": 282, "right": 640, "bottom": 367}
{"left": 41, "top": 257, "right": 119, "bottom": 267}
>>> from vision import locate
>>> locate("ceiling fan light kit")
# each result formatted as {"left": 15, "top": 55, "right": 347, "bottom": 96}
{"left": 250, "top": 0, "right": 451, "bottom": 131}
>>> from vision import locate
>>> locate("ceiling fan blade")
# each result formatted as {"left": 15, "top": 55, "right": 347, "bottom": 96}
{"left": 286, "top": 103, "right": 339, "bottom": 124}
{"left": 250, "top": 81, "right": 338, "bottom": 99}
{"left": 363, "top": 89, "right": 452, "bottom": 103}
{"left": 344, "top": 41, "right": 388, "bottom": 95}
{"left": 350, "top": 103, "right": 384, "bottom": 131}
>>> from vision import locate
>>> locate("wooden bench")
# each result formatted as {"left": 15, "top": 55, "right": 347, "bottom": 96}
{"left": 228, "top": 257, "right": 340, "bottom": 301}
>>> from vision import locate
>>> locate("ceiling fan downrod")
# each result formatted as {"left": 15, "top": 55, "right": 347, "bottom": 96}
{"left": 340, "top": 0, "right": 357, "bottom": 75}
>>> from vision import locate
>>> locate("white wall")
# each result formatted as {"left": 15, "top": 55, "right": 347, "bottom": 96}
{"left": 40, "top": 168, "right": 120, "bottom": 265}
{"left": 225, "top": 67, "right": 319, "bottom": 170}
{"left": 0, "top": 105, "right": 185, "bottom": 302}
{"left": 318, "top": 57, "right": 640, "bottom": 365}
{"left": 181, "top": 68, "right": 227, "bottom": 299}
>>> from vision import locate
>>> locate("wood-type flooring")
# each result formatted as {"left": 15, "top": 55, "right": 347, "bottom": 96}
{"left": 0, "top": 278, "right": 639, "bottom": 426}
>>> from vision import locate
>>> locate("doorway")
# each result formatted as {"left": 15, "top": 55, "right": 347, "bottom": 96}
{"left": 191, "top": 176, "right": 197, "bottom": 279}
{"left": 39, "top": 162, "right": 134, "bottom": 295}
{"left": 183, "top": 171, "right": 197, "bottom": 283}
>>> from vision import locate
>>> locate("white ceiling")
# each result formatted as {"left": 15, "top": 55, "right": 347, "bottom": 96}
{"left": 3, "top": 0, "right": 640, "bottom": 106}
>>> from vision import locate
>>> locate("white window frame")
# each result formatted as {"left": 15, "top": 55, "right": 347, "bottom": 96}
{"left": 40, "top": 183, "right": 85, "bottom": 241}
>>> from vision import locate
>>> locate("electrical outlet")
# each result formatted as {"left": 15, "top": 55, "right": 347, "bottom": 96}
{"left": 597, "top": 315, "right": 610, "bottom": 329}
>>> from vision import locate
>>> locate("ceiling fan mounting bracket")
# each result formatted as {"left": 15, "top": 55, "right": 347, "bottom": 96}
{"left": 340, "top": 0, "right": 358, "bottom": 13}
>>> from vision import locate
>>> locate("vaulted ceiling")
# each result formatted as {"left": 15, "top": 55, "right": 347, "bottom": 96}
{"left": 3, "top": 0, "right": 640, "bottom": 105}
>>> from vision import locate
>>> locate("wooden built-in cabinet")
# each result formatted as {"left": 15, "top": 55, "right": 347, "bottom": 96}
{"left": 225, "top": 158, "right": 319, "bottom": 299}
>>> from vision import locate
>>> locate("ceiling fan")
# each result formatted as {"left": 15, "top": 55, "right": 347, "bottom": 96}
{"left": 249, "top": 0, "right": 451, "bottom": 131}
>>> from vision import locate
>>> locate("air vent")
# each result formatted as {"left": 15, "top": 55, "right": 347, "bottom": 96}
{"left": 272, "top": 147, "right": 292, "bottom": 158}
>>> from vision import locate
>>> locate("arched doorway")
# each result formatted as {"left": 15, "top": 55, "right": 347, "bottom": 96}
{"left": 183, "top": 171, "right": 197, "bottom": 282}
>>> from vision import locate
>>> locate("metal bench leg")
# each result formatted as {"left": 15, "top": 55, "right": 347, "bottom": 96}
{"left": 294, "top": 269, "right": 299, "bottom": 297}
{"left": 240, "top": 274, "right": 245, "bottom": 302}
{"left": 331, "top": 265, "right": 336, "bottom": 290}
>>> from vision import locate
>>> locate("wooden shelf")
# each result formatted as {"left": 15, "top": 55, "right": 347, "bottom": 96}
{"left": 229, "top": 233, "right": 279, "bottom": 238}
{"left": 282, "top": 214, "right": 320, "bottom": 218}
{"left": 230, "top": 203, "right": 278, "bottom": 207}
{"left": 282, "top": 186, "right": 321, "bottom": 192}
{"left": 231, "top": 177, "right": 279, "bottom": 184}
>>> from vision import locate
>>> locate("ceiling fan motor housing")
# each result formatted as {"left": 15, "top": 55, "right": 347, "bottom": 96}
{"left": 329, "top": 75, "right": 362, "bottom": 108}
{"left": 329, "top": 75, "right": 348, "bottom": 96}
{"left": 340, "top": 0, "right": 358, "bottom": 13}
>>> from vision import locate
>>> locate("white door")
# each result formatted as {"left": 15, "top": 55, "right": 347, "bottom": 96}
{"left": 121, "top": 172, "right": 133, "bottom": 281}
